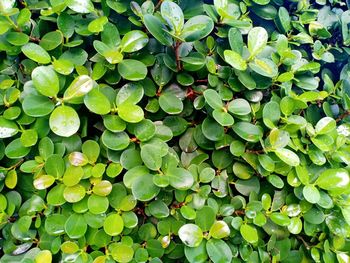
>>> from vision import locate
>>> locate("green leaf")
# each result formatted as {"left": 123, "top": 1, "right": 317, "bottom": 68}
{"left": 143, "top": 14, "right": 173, "bottom": 46}
{"left": 180, "top": 15, "right": 214, "bottom": 42}
{"left": 88, "top": 194, "right": 109, "bottom": 214}
{"left": 0, "top": 117, "right": 18, "bottom": 138}
{"left": 303, "top": 185, "right": 320, "bottom": 204}
{"left": 45, "top": 214, "right": 66, "bottom": 236}
{"left": 134, "top": 119, "right": 156, "bottom": 141}
{"left": 252, "top": 0, "right": 270, "bottom": 5}
{"left": 248, "top": 27, "right": 268, "bottom": 57}
{"left": 110, "top": 243, "right": 134, "bottom": 263}
{"left": 224, "top": 50, "right": 247, "bottom": 71}
{"left": 84, "top": 89, "right": 111, "bottom": 115}
{"left": 40, "top": 31, "right": 63, "bottom": 51}
{"left": 64, "top": 213, "right": 87, "bottom": 239}
{"left": 206, "top": 239, "right": 233, "bottom": 263}
{"left": 195, "top": 206, "right": 216, "bottom": 231}
{"left": 184, "top": 240, "right": 208, "bottom": 263}
{"left": 263, "top": 101, "right": 281, "bottom": 128}
{"left": 274, "top": 148, "right": 300, "bottom": 166}
{"left": 6, "top": 32, "right": 29, "bottom": 46}
{"left": 22, "top": 95, "right": 55, "bottom": 117}
{"left": 118, "top": 59, "right": 147, "bottom": 81}
{"left": 212, "top": 110, "right": 234, "bottom": 126}
{"left": 167, "top": 167, "right": 194, "bottom": 190}
{"left": 120, "top": 30, "right": 149, "bottom": 53}
{"left": 232, "top": 122, "right": 263, "bottom": 142}
{"left": 270, "top": 213, "right": 291, "bottom": 226}
{"left": 52, "top": 58, "right": 74, "bottom": 75}
{"left": 178, "top": 224, "right": 203, "bottom": 247}
{"left": 63, "top": 75, "right": 94, "bottom": 101}
{"left": 132, "top": 173, "right": 160, "bottom": 201}
{"left": 101, "top": 130, "right": 130, "bottom": 151}
{"left": 66, "top": 0, "right": 94, "bottom": 13}
{"left": 287, "top": 217, "right": 302, "bottom": 234}
{"left": 209, "top": 221, "right": 230, "bottom": 239}
{"left": 88, "top": 16, "right": 108, "bottom": 33}
{"left": 202, "top": 117, "right": 225, "bottom": 141}
{"left": 249, "top": 58, "right": 278, "bottom": 78}
{"left": 63, "top": 184, "right": 86, "bottom": 203}
{"left": 63, "top": 166, "right": 84, "bottom": 186}
{"left": 315, "top": 168, "right": 350, "bottom": 194}
{"left": 49, "top": 105, "right": 80, "bottom": 137}
{"left": 5, "top": 138, "right": 31, "bottom": 159}
{"left": 21, "top": 43, "right": 51, "bottom": 64}
{"left": 161, "top": 1, "right": 184, "bottom": 34}
{"left": 118, "top": 102, "right": 144, "bottom": 123}
{"left": 159, "top": 93, "right": 183, "bottom": 114}
{"left": 34, "top": 250, "right": 52, "bottom": 263}
{"left": 116, "top": 82, "right": 144, "bottom": 105}
{"left": 228, "top": 98, "right": 251, "bottom": 115}
{"left": 103, "top": 214, "right": 124, "bottom": 236}
{"left": 275, "top": 7, "right": 291, "bottom": 33}
{"left": 203, "top": 89, "right": 223, "bottom": 110}
{"left": 240, "top": 224, "right": 258, "bottom": 243}
{"left": 31, "top": 66, "right": 59, "bottom": 97}
{"left": 141, "top": 144, "right": 163, "bottom": 170}
{"left": 315, "top": 117, "right": 336, "bottom": 135}
{"left": 33, "top": 174, "right": 55, "bottom": 190}
{"left": 93, "top": 180, "right": 112, "bottom": 196}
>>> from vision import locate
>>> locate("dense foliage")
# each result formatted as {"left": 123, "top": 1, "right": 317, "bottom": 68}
{"left": 1, "top": 0, "right": 350, "bottom": 262}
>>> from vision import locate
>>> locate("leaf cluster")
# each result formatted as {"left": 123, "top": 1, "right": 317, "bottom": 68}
{"left": 1, "top": 0, "right": 350, "bottom": 262}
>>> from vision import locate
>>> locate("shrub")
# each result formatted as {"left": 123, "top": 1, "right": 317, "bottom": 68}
{"left": 1, "top": 0, "right": 350, "bottom": 262}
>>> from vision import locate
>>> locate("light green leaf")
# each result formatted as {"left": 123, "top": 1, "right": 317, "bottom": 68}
{"left": 180, "top": 15, "right": 214, "bottom": 42}
{"left": 167, "top": 167, "right": 194, "bottom": 190}
{"left": 66, "top": 0, "right": 94, "bottom": 13}
{"left": 178, "top": 224, "right": 203, "bottom": 247}
{"left": 32, "top": 66, "right": 59, "bottom": 97}
{"left": 161, "top": 1, "right": 184, "bottom": 34}
{"left": 248, "top": 27, "right": 268, "bottom": 57}
{"left": 249, "top": 58, "right": 278, "bottom": 78}
{"left": 206, "top": 239, "right": 233, "bottom": 263}
{"left": 49, "top": 105, "right": 80, "bottom": 137}
{"left": 303, "top": 185, "right": 320, "bottom": 204}
{"left": 232, "top": 122, "right": 263, "bottom": 142}
{"left": 0, "top": 117, "right": 18, "bottom": 138}
{"left": 274, "top": 148, "right": 300, "bottom": 166}
{"left": 315, "top": 117, "right": 336, "bottom": 135}
{"left": 159, "top": 93, "right": 183, "bottom": 114}
{"left": 84, "top": 89, "right": 111, "bottom": 115}
{"left": 316, "top": 169, "right": 350, "bottom": 193}
{"left": 209, "top": 221, "right": 230, "bottom": 239}
{"left": 118, "top": 102, "right": 144, "bottom": 123}
{"left": 240, "top": 224, "right": 258, "bottom": 243}
{"left": 120, "top": 30, "right": 149, "bottom": 53}
{"left": 224, "top": 50, "right": 247, "bottom": 71}
{"left": 118, "top": 59, "right": 147, "bottom": 81}
{"left": 63, "top": 75, "right": 94, "bottom": 101}
{"left": 143, "top": 14, "right": 173, "bottom": 46}
{"left": 22, "top": 43, "right": 51, "bottom": 64}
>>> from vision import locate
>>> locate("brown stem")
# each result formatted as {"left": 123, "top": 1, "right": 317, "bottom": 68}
{"left": 336, "top": 110, "right": 350, "bottom": 122}
{"left": 130, "top": 137, "right": 140, "bottom": 143}
{"left": 296, "top": 235, "right": 312, "bottom": 250}
{"left": 7, "top": 159, "right": 24, "bottom": 170}
{"left": 174, "top": 41, "right": 182, "bottom": 71}
{"left": 195, "top": 79, "right": 208, "bottom": 83}
{"left": 155, "top": 0, "right": 164, "bottom": 10}
{"left": 245, "top": 149, "right": 264, "bottom": 154}
{"left": 29, "top": 36, "right": 40, "bottom": 43}
{"left": 234, "top": 210, "right": 245, "bottom": 216}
